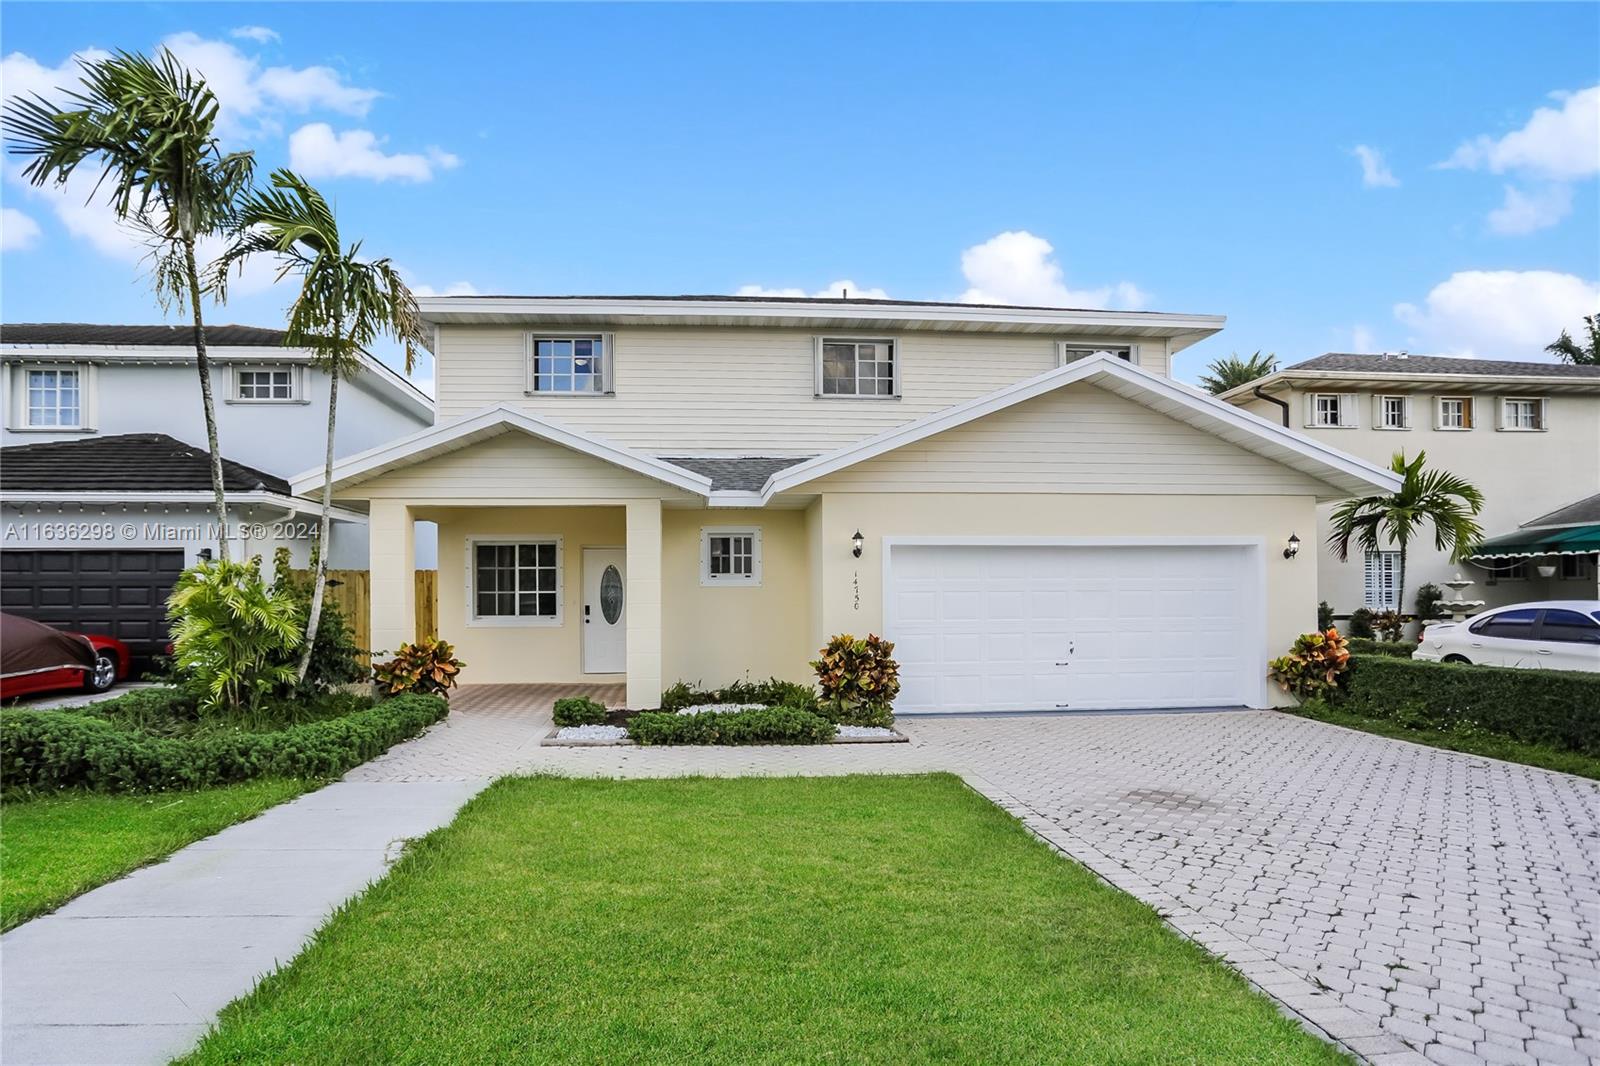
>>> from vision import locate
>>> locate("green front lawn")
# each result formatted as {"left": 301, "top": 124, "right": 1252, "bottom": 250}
{"left": 183, "top": 775, "right": 1343, "bottom": 1065}
{"left": 1, "top": 779, "right": 311, "bottom": 930}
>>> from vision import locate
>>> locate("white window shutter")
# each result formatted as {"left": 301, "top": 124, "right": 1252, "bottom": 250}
{"left": 601, "top": 332, "right": 616, "bottom": 393}
{"left": 1494, "top": 397, "right": 1507, "bottom": 430}
{"left": 1432, "top": 397, "right": 1443, "bottom": 430}
{"left": 1538, "top": 397, "right": 1548, "bottom": 429}
{"left": 1304, "top": 393, "right": 1316, "bottom": 427}
{"left": 1401, "top": 395, "right": 1411, "bottom": 428}
{"left": 1338, "top": 394, "right": 1357, "bottom": 427}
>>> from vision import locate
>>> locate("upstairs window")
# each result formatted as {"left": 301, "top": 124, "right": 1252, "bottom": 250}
{"left": 1363, "top": 550, "right": 1400, "bottom": 610}
{"left": 235, "top": 368, "right": 297, "bottom": 401}
{"left": 700, "top": 527, "right": 762, "bottom": 586}
{"left": 527, "top": 335, "right": 610, "bottom": 394}
{"left": 818, "top": 338, "right": 897, "bottom": 397}
{"left": 24, "top": 368, "right": 81, "bottom": 427}
{"left": 1057, "top": 344, "right": 1136, "bottom": 366}
{"left": 1309, "top": 393, "right": 1355, "bottom": 428}
{"left": 1376, "top": 395, "right": 1410, "bottom": 430}
{"left": 1499, "top": 397, "right": 1545, "bottom": 431}
{"left": 1436, "top": 396, "right": 1474, "bottom": 430}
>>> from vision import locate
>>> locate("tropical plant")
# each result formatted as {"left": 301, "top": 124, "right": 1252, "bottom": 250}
{"left": 1267, "top": 629, "right": 1351, "bottom": 699}
{"left": 215, "top": 169, "right": 428, "bottom": 683}
{"left": 1545, "top": 315, "right": 1599, "bottom": 366}
{"left": 810, "top": 634, "right": 900, "bottom": 725}
{"left": 268, "top": 547, "right": 365, "bottom": 695}
{"left": 1198, "top": 350, "right": 1278, "bottom": 395}
{"left": 1327, "top": 450, "right": 1484, "bottom": 632}
{"left": 1347, "top": 608, "right": 1376, "bottom": 640}
{"left": 372, "top": 638, "right": 464, "bottom": 698}
{"left": 1414, "top": 583, "right": 1445, "bottom": 625}
{"left": 4, "top": 50, "right": 255, "bottom": 559}
{"left": 167, "top": 558, "right": 303, "bottom": 716}
{"left": 1370, "top": 610, "right": 1405, "bottom": 643}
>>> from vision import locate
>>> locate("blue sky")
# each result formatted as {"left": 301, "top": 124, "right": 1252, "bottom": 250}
{"left": 2, "top": 2, "right": 1597, "bottom": 389}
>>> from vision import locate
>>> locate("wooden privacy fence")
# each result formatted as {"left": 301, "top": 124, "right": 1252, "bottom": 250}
{"left": 289, "top": 569, "right": 439, "bottom": 662}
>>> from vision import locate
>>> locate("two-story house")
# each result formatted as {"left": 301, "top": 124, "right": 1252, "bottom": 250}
{"left": 0, "top": 323, "right": 435, "bottom": 668}
{"left": 1220, "top": 353, "right": 1600, "bottom": 620}
{"left": 301, "top": 295, "right": 1399, "bottom": 713}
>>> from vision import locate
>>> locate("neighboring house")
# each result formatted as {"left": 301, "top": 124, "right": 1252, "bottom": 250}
{"left": 299, "top": 295, "right": 1400, "bottom": 712}
{"left": 0, "top": 323, "right": 436, "bottom": 668}
{"left": 1221, "top": 353, "right": 1600, "bottom": 619}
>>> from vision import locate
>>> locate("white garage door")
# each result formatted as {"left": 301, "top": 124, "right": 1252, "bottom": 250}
{"left": 887, "top": 543, "right": 1257, "bottom": 713}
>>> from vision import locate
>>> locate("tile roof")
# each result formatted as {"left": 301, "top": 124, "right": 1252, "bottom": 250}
{"left": 658, "top": 456, "right": 814, "bottom": 492}
{"left": 1287, "top": 353, "right": 1600, "bottom": 378}
{"left": 1, "top": 323, "right": 289, "bottom": 347}
{"left": 0, "top": 434, "right": 291, "bottom": 495}
{"left": 1523, "top": 492, "right": 1600, "bottom": 529}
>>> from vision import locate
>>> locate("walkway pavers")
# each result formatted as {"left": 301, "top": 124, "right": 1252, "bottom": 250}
{"left": 4, "top": 685, "right": 1597, "bottom": 1066}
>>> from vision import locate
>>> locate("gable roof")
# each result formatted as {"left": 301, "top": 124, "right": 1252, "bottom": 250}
{"left": 293, "top": 405, "right": 714, "bottom": 497}
{"left": 1289, "top": 353, "right": 1600, "bottom": 378}
{"left": 757, "top": 353, "right": 1403, "bottom": 503}
{"left": 659, "top": 456, "right": 813, "bottom": 492}
{"left": 0, "top": 433, "right": 290, "bottom": 495}
{"left": 1218, "top": 352, "right": 1600, "bottom": 402}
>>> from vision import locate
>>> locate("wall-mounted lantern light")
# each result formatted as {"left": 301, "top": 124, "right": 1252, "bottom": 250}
{"left": 198, "top": 548, "right": 213, "bottom": 562}
{"left": 1283, "top": 533, "right": 1301, "bottom": 560}
{"left": 851, "top": 530, "right": 864, "bottom": 558}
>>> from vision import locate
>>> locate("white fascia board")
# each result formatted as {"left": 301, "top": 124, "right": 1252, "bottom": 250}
{"left": 0, "top": 490, "right": 367, "bottom": 523}
{"left": 1220, "top": 369, "right": 1600, "bottom": 401}
{"left": 291, "top": 404, "right": 714, "bottom": 498}
{"left": 762, "top": 353, "right": 1403, "bottom": 501}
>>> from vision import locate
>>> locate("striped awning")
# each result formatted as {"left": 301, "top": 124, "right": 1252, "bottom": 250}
{"left": 1468, "top": 524, "right": 1600, "bottom": 559}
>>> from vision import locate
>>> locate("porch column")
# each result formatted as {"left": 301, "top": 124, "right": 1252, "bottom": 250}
{"left": 625, "top": 499, "right": 663, "bottom": 708}
{"left": 370, "top": 501, "right": 415, "bottom": 658}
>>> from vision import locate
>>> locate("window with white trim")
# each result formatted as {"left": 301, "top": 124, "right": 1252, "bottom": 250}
{"left": 235, "top": 368, "right": 297, "bottom": 401}
{"left": 1364, "top": 550, "right": 1400, "bottom": 610}
{"left": 471, "top": 540, "right": 562, "bottom": 621}
{"left": 818, "top": 339, "right": 896, "bottom": 397}
{"left": 1436, "top": 396, "right": 1473, "bottom": 430}
{"left": 24, "top": 368, "right": 82, "bottom": 427}
{"left": 1056, "top": 343, "right": 1136, "bottom": 366}
{"left": 527, "top": 335, "right": 610, "bottom": 394}
{"left": 700, "top": 527, "right": 762, "bottom": 586}
{"left": 1309, "top": 393, "right": 1355, "bottom": 427}
{"left": 1499, "top": 397, "right": 1544, "bottom": 431}
{"left": 1376, "top": 395, "right": 1409, "bottom": 429}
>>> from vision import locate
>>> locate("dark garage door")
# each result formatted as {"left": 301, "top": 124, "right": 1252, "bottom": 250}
{"left": 1, "top": 549, "right": 185, "bottom": 673}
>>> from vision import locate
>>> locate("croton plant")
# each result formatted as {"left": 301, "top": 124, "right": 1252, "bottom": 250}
{"left": 810, "top": 633, "right": 900, "bottom": 725}
{"left": 372, "top": 637, "right": 465, "bottom": 698}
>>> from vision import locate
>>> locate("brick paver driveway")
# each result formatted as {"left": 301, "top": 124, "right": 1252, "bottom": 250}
{"left": 354, "top": 688, "right": 1600, "bottom": 1066}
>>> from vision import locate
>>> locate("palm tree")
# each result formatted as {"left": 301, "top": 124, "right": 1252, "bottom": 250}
{"left": 215, "top": 169, "right": 427, "bottom": 682}
{"left": 1327, "top": 451, "right": 1485, "bottom": 630}
{"left": 4, "top": 50, "right": 254, "bottom": 559}
{"left": 1199, "top": 351, "right": 1278, "bottom": 395}
{"left": 1545, "top": 315, "right": 1599, "bottom": 365}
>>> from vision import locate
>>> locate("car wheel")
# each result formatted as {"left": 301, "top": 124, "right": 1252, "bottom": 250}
{"left": 86, "top": 650, "right": 118, "bottom": 692}
{"left": 1441, "top": 654, "right": 1471, "bottom": 666}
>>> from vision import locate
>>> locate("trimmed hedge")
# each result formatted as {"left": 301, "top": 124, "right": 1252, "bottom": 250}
{"left": 1345, "top": 638, "right": 1417, "bottom": 660}
{"left": 1, "top": 694, "right": 449, "bottom": 794}
{"left": 659, "top": 678, "right": 818, "bottom": 714}
{"left": 1341, "top": 656, "right": 1600, "bottom": 755}
{"left": 552, "top": 696, "right": 607, "bottom": 727}
{"left": 627, "top": 706, "right": 836, "bottom": 746}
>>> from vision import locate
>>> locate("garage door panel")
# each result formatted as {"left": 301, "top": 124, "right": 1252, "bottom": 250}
{"left": 889, "top": 544, "right": 1253, "bottom": 713}
{"left": 1, "top": 549, "right": 184, "bottom": 672}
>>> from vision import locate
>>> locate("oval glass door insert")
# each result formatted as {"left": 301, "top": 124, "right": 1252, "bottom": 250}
{"left": 600, "top": 565, "right": 624, "bottom": 624}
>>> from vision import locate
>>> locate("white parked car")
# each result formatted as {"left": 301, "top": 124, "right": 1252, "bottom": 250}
{"left": 1415, "top": 601, "right": 1600, "bottom": 673}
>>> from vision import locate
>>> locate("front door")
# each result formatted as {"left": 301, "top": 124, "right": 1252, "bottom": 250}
{"left": 582, "top": 548, "right": 626, "bottom": 673}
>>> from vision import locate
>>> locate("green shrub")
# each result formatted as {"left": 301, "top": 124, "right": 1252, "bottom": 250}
{"left": 1317, "top": 601, "right": 1334, "bottom": 631}
{"left": 627, "top": 706, "right": 836, "bottom": 746}
{"left": 1347, "top": 608, "right": 1376, "bottom": 639}
{"left": 1340, "top": 656, "right": 1600, "bottom": 754}
{"left": 372, "top": 638, "right": 464, "bottom": 697}
{"left": 269, "top": 548, "right": 366, "bottom": 697}
{"left": 168, "top": 558, "right": 304, "bottom": 716}
{"left": 552, "top": 696, "right": 608, "bottom": 727}
{"left": 1414, "top": 583, "right": 1444, "bottom": 625}
{"left": 811, "top": 634, "right": 899, "bottom": 725}
{"left": 0, "top": 694, "right": 448, "bottom": 794}
{"left": 658, "top": 678, "right": 818, "bottom": 713}
{"left": 1345, "top": 637, "right": 1416, "bottom": 659}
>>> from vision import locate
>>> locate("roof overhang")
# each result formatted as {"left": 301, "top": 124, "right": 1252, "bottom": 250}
{"left": 754, "top": 353, "right": 1404, "bottom": 504}
{"left": 1221, "top": 369, "right": 1600, "bottom": 401}
{"left": 293, "top": 404, "right": 715, "bottom": 498}
{"left": 0, "top": 490, "right": 366, "bottom": 524}
{"left": 418, "top": 296, "right": 1225, "bottom": 352}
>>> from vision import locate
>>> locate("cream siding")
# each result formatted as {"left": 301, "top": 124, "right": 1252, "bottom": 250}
{"left": 435, "top": 325, "right": 1157, "bottom": 452}
{"left": 804, "top": 383, "right": 1337, "bottom": 496}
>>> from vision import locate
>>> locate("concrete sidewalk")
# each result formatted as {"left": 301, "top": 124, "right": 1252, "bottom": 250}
{"left": 0, "top": 780, "right": 482, "bottom": 1065}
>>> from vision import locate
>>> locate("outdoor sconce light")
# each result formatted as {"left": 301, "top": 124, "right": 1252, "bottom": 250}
{"left": 851, "top": 530, "right": 864, "bottom": 558}
{"left": 198, "top": 548, "right": 213, "bottom": 562}
{"left": 1283, "top": 533, "right": 1301, "bottom": 560}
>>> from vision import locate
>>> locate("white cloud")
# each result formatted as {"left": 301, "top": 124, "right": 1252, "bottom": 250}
{"left": 735, "top": 279, "right": 889, "bottom": 300}
{"left": 410, "top": 280, "right": 479, "bottom": 297}
{"left": 1443, "top": 85, "right": 1600, "bottom": 181}
{"left": 1352, "top": 145, "right": 1399, "bottom": 188}
{"left": 230, "top": 26, "right": 280, "bottom": 44}
{"left": 1350, "top": 325, "right": 1376, "bottom": 354}
{"left": 0, "top": 47, "right": 110, "bottom": 106}
{"left": 288, "top": 123, "right": 458, "bottom": 182}
{"left": 1, "top": 207, "right": 42, "bottom": 250}
{"left": 1393, "top": 269, "right": 1600, "bottom": 358}
{"left": 1486, "top": 184, "right": 1574, "bottom": 235}
{"left": 958, "top": 230, "right": 1148, "bottom": 310}
{"left": 155, "top": 32, "right": 379, "bottom": 133}
{"left": 256, "top": 64, "right": 380, "bottom": 117}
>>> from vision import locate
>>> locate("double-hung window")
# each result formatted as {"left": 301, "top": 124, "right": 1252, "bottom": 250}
{"left": 527, "top": 335, "right": 610, "bottom": 394}
{"left": 1436, "top": 396, "right": 1473, "bottom": 430}
{"left": 471, "top": 539, "right": 562, "bottom": 623}
{"left": 24, "top": 368, "right": 82, "bottom": 428}
{"left": 1376, "top": 395, "right": 1409, "bottom": 430}
{"left": 700, "top": 527, "right": 762, "bottom": 586}
{"left": 1363, "top": 550, "right": 1400, "bottom": 610}
{"left": 818, "top": 338, "right": 896, "bottom": 397}
{"left": 1309, "top": 393, "right": 1354, "bottom": 428}
{"left": 235, "top": 367, "right": 297, "bottom": 401}
{"left": 1499, "top": 397, "right": 1545, "bottom": 431}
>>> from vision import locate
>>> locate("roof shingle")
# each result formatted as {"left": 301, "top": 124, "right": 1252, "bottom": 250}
{"left": 658, "top": 456, "right": 813, "bottom": 492}
{"left": 1523, "top": 492, "right": 1600, "bottom": 529}
{"left": 0, "top": 434, "right": 291, "bottom": 495}
{"left": 1, "top": 323, "right": 289, "bottom": 348}
{"left": 1288, "top": 353, "right": 1600, "bottom": 378}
